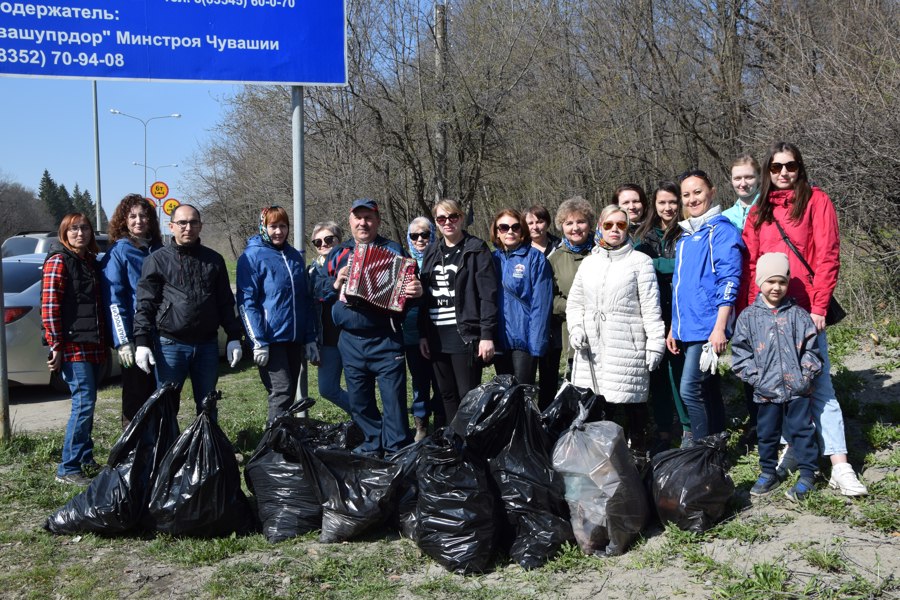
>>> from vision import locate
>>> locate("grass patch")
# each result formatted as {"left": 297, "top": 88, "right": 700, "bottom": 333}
{"left": 864, "top": 421, "right": 900, "bottom": 449}
{"left": 798, "top": 539, "right": 844, "bottom": 573}
{"left": 709, "top": 513, "right": 792, "bottom": 544}
{"left": 713, "top": 561, "right": 790, "bottom": 599}
{"left": 826, "top": 324, "right": 862, "bottom": 367}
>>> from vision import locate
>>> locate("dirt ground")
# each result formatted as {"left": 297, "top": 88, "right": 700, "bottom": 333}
{"left": 4, "top": 347, "right": 899, "bottom": 599}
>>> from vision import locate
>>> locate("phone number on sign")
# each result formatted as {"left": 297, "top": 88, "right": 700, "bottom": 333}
{"left": 0, "top": 49, "right": 125, "bottom": 68}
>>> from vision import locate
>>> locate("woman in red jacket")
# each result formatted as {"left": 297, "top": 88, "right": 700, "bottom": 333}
{"left": 743, "top": 141, "right": 866, "bottom": 496}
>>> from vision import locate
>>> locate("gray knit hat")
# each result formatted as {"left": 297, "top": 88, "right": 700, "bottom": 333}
{"left": 756, "top": 252, "right": 790, "bottom": 287}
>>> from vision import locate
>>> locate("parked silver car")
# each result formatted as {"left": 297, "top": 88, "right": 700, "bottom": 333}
{"left": 2, "top": 231, "right": 110, "bottom": 258}
{"left": 2, "top": 253, "right": 119, "bottom": 391}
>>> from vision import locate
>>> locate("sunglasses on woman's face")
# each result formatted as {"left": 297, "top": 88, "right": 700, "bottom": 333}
{"left": 435, "top": 213, "right": 461, "bottom": 225}
{"left": 769, "top": 161, "right": 800, "bottom": 174}
{"left": 496, "top": 222, "right": 522, "bottom": 234}
{"left": 312, "top": 235, "right": 336, "bottom": 248}
{"left": 409, "top": 232, "right": 430, "bottom": 242}
{"left": 602, "top": 221, "right": 628, "bottom": 231}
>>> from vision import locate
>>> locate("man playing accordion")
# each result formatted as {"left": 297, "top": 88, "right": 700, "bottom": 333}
{"left": 317, "top": 198, "right": 423, "bottom": 456}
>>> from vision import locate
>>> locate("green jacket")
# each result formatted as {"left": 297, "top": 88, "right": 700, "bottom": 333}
{"left": 548, "top": 245, "right": 591, "bottom": 354}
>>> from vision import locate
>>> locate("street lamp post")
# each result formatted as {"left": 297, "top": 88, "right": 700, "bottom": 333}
{"left": 109, "top": 109, "right": 181, "bottom": 215}
{"left": 133, "top": 162, "right": 178, "bottom": 183}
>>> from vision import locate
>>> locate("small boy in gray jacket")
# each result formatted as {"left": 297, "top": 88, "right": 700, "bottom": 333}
{"left": 732, "top": 253, "right": 822, "bottom": 502}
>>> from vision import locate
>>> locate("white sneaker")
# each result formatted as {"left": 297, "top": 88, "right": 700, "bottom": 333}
{"left": 828, "top": 463, "right": 868, "bottom": 496}
{"left": 775, "top": 446, "right": 798, "bottom": 480}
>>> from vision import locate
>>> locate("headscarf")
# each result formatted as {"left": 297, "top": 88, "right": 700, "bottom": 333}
{"left": 407, "top": 219, "right": 436, "bottom": 267}
{"left": 258, "top": 205, "right": 283, "bottom": 246}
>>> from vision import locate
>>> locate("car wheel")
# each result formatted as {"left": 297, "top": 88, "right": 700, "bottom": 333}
{"left": 50, "top": 370, "right": 69, "bottom": 394}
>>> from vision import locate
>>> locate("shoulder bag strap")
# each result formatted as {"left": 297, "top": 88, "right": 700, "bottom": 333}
{"left": 773, "top": 220, "right": 815, "bottom": 279}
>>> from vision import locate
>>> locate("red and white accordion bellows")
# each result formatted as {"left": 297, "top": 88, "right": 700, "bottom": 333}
{"left": 342, "top": 242, "right": 417, "bottom": 313}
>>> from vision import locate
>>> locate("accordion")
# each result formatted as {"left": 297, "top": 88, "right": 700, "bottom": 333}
{"left": 342, "top": 242, "right": 417, "bottom": 313}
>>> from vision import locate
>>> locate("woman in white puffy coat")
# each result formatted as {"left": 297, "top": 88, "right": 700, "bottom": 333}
{"left": 567, "top": 205, "right": 666, "bottom": 454}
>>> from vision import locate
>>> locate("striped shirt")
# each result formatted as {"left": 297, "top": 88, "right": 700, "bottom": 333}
{"left": 41, "top": 253, "right": 106, "bottom": 364}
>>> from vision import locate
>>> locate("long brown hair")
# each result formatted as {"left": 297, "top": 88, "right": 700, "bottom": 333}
{"left": 108, "top": 194, "right": 163, "bottom": 244}
{"left": 57, "top": 213, "right": 100, "bottom": 255}
{"left": 636, "top": 181, "right": 682, "bottom": 244}
{"left": 752, "top": 141, "right": 813, "bottom": 230}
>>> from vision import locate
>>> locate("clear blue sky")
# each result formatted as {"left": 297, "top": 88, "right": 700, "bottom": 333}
{"left": 0, "top": 76, "right": 240, "bottom": 216}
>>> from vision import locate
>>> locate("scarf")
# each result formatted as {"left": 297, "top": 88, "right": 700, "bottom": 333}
{"left": 563, "top": 236, "right": 594, "bottom": 254}
{"left": 407, "top": 220, "right": 436, "bottom": 267}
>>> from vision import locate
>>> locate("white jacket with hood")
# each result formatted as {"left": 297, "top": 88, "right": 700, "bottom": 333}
{"left": 566, "top": 242, "right": 665, "bottom": 403}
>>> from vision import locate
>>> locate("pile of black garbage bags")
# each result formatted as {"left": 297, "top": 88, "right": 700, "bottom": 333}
{"left": 44, "top": 377, "right": 735, "bottom": 574}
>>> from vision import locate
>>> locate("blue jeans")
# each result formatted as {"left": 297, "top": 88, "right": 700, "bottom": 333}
{"left": 317, "top": 344, "right": 352, "bottom": 414}
{"left": 58, "top": 361, "right": 101, "bottom": 476}
{"left": 679, "top": 341, "right": 725, "bottom": 440}
{"left": 338, "top": 330, "right": 411, "bottom": 454}
{"left": 810, "top": 330, "right": 847, "bottom": 456}
{"left": 155, "top": 336, "right": 220, "bottom": 419}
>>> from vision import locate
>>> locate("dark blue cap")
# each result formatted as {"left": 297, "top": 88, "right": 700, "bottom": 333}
{"left": 350, "top": 198, "right": 378, "bottom": 212}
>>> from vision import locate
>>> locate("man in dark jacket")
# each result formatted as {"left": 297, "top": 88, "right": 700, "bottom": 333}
{"left": 318, "top": 198, "right": 423, "bottom": 456}
{"left": 133, "top": 204, "right": 244, "bottom": 418}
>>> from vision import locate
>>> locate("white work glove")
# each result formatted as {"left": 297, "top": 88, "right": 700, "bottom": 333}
{"left": 253, "top": 346, "right": 269, "bottom": 367}
{"left": 569, "top": 329, "right": 587, "bottom": 350}
{"left": 117, "top": 342, "right": 135, "bottom": 369}
{"left": 646, "top": 349, "right": 663, "bottom": 372}
{"left": 135, "top": 346, "right": 155, "bottom": 374}
{"left": 304, "top": 341, "right": 320, "bottom": 364}
{"left": 227, "top": 340, "right": 243, "bottom": 368}
{"left": 699, "top": 342, "right": 719, "bottom": 375}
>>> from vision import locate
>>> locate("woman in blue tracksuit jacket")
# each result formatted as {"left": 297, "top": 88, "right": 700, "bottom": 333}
{"left": 237, "top": 206, "right": 317, "bottom": 426}
{"left": 100, "top": 194, "right": 163, "bottom": 429}
{"left": 668, "top": 170, "right": 744, "bottom": 443}
{"left": 491, "top": 208, "right": 553, "bottom": 385}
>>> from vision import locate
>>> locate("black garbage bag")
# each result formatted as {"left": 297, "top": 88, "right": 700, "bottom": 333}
{"left": 148, "top": 391, "right": 254, "bottom": 537}
{"left": 540, "top": 381, "right": 605, "bottom": 442}
{"left": 447, "top": 375, "right": 514, "bottom": 456}
{"left": 271, "top": 417, "right": 364, "bottom": 453}
{"left": 45, "top": 384, "right": 181, "bottom": 535}
{"left": 386, "top": 439, "right": 427, "bottom": 541}
{"left": 244, "top": 419, "right": 323, "bottom": 543}
{"left": 552, "top": 409, "right": 649, "bottom": 557}
{"left": 488, "top": 384, "right": 574, "bottom": 569}
{"left": 312, "top": 448, "right": 402, "bottom": 543}
{"left": 415, "top": 431, "right": 498, "bottom": 574}
{"left": 651, "top": 432, "right": 734, "bottom": 533}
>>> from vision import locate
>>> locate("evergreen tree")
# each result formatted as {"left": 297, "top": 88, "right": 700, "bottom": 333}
{"left": 71, "top": 184, "right": 91, "bottom": 216}
{"left": 38, "top": 170, "right": 67, "bottom": 223}
{"left": 55, "top": 184, "right": 75, "bottom": 219}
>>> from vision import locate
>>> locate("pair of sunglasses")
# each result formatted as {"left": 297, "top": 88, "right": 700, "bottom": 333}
{"left": 769, "top": 161, "right": 800, "bottom": 174}
{"left": 602, "top": 221, "right": 628, "bottom": 231}
{"left": 496, "top": 222, "right": 522, "bottom": 234}
{"left": 312, "top": 235, "right": 336, "bottom": 248}
{"left": 409, "top": 232, "right": 430, "bottom": 242}
{"left": 435, "top": 213, "right": 461, "bottom": 225}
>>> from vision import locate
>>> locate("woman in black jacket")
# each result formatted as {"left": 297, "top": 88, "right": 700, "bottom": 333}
{"left": 418, "top": 199, "right": 499, "bottom": 423}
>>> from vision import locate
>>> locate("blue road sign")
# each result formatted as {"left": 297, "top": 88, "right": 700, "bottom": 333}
{"left": 0, "top": 0, "right": 346, "bottom": 85}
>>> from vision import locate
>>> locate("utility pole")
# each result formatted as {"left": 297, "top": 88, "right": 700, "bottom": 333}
{"left": 434, "top": 2, "right": 448, "bottom": 204}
